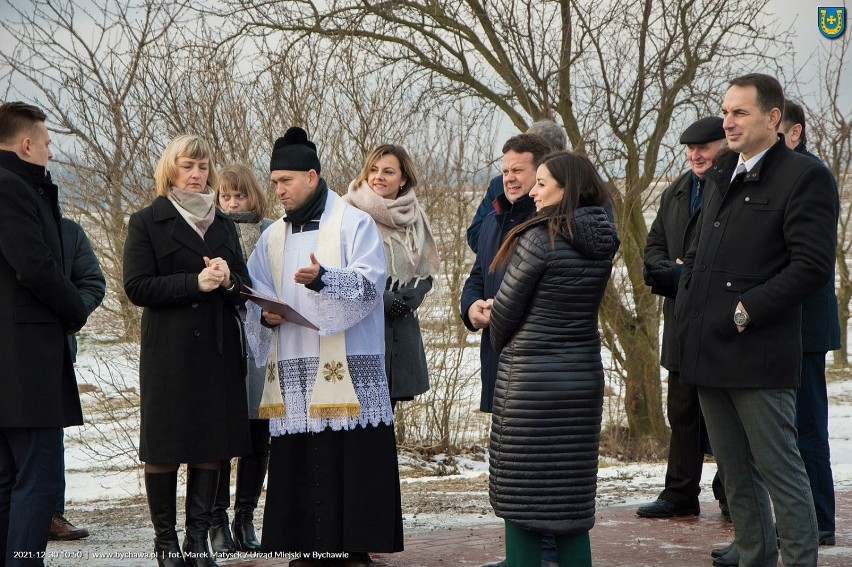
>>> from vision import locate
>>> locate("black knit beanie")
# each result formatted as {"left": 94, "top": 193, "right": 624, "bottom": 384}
{"left": 270, "top": 127, "right": 321, "bottom": 174}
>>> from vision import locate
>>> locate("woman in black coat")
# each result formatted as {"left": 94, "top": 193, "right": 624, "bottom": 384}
{"left": 123, "top": 135, "right": 251, "bottom": 567}
{"left": 488, "top": 151, "right": 619, "bottom": 567}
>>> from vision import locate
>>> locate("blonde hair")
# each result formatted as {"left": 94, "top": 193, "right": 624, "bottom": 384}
{"left": 153, "top": 135, "right": 218, "bottom": 197}
{"left": 354, "top": 144, "right": 418, "bottom": 196}
{"left": 215, "top": 163, "right": 267, "bottom": 218}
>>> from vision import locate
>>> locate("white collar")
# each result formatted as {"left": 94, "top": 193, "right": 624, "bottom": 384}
{"left": 731, "top": 146, "right": 771, "bottom": 181}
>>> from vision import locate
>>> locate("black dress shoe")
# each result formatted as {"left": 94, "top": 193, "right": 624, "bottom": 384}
{"left": 712, "top": 546, "right": 739, "bottom": 567}
{"left": 819, "top": 530, "right": 836, "bottom": 545}
{"left": 711, "top": 541, "right": 735, "bottom": 558}
{"left": 636, "top": 499, "right": 700, "bottom": 518}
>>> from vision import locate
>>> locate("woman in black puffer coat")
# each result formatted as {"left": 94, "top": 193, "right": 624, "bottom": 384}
{"left": 488, "top": 151, "right": 619, "bottom": 567}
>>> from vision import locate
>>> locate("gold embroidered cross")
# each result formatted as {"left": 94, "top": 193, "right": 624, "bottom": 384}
{"left": 322, "top": 360, "right": 345, "bottom": 382}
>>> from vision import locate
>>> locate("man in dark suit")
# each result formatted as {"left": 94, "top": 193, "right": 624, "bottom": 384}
{"left": 710, "top": 95, "right": 843, "bottom": 567}
{"left": 638, "top": 117, "right": 728, "bottom": 520}
{"left": 779, "top": 99, "right": 840, "bottom": 546}
{"left": 676, "top": 74, "right": 835, "bottom": 567}
{"left": 0, "top": 102, "right": 88, "bottom": 565}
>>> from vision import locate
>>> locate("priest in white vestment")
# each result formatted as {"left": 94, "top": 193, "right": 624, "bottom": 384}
{"left": 245, "top": 127, "right": 403, "bottom": 564}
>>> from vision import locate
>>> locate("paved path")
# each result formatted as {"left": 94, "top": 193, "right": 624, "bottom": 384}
{"left": 238, "top": 488, "right": 852, "bottom": 566}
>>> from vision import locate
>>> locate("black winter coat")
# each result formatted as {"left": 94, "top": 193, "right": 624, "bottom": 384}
{"left": 794, "top": 144, "right": 841, "bottom": 354}
{"left": 0, "top": 151, "right": 87, "bottom": 428}
{"left": 384, "top": 276, "right": 432, "bottom": 400}
{"left": 644, "top": 171, "right": 700, "bottom": 371}
{"left": 61, "top": 218, "right": 106, "bottom": 361}
{"left": 123, "top": 196, "right": 251, "bottom": 463}
{"left": 489, "top": 207, "right": 618, "bottom": 535}
{"left": 676, "top": 139, "right": 836, "bottom": 389}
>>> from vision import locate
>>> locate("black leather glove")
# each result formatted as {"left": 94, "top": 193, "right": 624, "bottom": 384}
{"left": 389, "top": 295, "right": 410, "bottom": 318}
{"left": 643, "top": 259, "right": 678, "bottom": 298}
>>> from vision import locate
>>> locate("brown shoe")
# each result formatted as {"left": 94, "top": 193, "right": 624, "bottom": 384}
{"left": 49, "top": 513, "right": 90, "bottom": 541}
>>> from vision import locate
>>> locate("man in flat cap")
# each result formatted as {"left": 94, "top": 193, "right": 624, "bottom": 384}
{"left": 637, "top": 116, "right": 728, "bottom": 520}
{"left": 245, "top": 127, "right": 402, "bottom": 563}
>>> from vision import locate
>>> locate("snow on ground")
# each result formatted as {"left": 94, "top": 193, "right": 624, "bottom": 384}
{"left": 41, "top": 340, "right": 852, "bottom": 565}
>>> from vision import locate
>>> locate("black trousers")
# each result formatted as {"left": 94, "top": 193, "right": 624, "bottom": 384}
{"left": 660, "top": 371, "right": 724, "bottom": 505}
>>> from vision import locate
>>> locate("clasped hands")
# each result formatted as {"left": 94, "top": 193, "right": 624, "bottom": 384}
{"left": 198, "top": 256, "right": 232, "bottom": 292}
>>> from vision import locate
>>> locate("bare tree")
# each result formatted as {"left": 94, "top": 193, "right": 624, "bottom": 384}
{"left": 0, "top": 0, "right": 188, "bottom": 340}
{"left": 393, "top": 101, "right": 499, "bottom": 452}
{"left": 1, "top": 0, "right": 506, "bottom": 458}
{"left": 227, "top": 0, "right": 785, "bottom": 450}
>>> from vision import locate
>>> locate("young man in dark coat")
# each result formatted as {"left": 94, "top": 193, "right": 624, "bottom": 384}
{"left": 0, "top": 101, "right": 88, "bottom": 566}
{"left": 676, "top": 74, "right": 836, "bottom": 567}
{"left": 637, "top": 117, "right": 729, "bottom": 520}
{"left": 709, "top": 95, "right": 844, "bottom": 567}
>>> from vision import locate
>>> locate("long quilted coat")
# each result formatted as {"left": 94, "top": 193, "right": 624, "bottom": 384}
{"left": 489, "top": 206, "right": 618, "bottom": 535}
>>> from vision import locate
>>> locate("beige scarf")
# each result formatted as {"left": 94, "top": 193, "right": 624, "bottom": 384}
{"left": 344, "top": 180, "right": 440, "bottom": 286}
{"left": 257, "top": 197, "right": 360, "bottom": 419}
{"left": 168, "top": 187, "right": 216, "bottom": 236}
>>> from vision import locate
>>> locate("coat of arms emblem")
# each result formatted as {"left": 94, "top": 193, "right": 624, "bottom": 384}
{"left": 819, "top": 7, "right": 846, "bottom": 38}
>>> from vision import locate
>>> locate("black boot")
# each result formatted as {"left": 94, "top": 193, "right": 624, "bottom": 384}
{"left": 182, "top": 468, "right": 220, "bottom": 567}
{"left": 145, "top": 471, "right": 188, "bottom": 567}
{"left": 209, "top": 460, "right": 236, "bottom": 554}
{"left": 232, "top": 451, "right": 269, "bottom": 552}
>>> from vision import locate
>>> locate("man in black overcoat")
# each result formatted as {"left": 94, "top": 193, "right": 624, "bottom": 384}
{"left": 778, "top": 99, "right": 841, "bottom": 547}
{"left": 676, "top": 75, "right": 835, "bottom": 567}
{"left": 0, "top": 102, "right": 88, "bottom": 566}
{"left": 638, "top": 117, "right": 728, "bottom": 520}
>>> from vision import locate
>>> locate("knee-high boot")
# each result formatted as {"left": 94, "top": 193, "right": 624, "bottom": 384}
{"left": 232, "top": 451, "right": 269, "bottom": 552}
{"left": 145, "top": 471, "right": 188, "bottom": 567}
{"left": 182, "top": 468, "right": 219, "bottom": 567}
{"left": 209, "top": 460, "right": 236, "bottom": 553}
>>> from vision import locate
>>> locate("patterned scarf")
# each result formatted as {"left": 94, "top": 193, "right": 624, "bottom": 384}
{"left": 227, "top": 211, "right": 262, "bottom": 261}
{"left": 169, "top": 187, "right": 216, "bottom": 236}
{"left": 344, "top": 180, "right": 440, "bottom": 286}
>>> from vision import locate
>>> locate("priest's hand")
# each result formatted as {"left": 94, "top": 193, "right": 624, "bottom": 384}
{"left": 294, "top": 252, "right": 322, "bottom": 285}
{"left": 262, "top": 310, "right": 285, "bottom": 326}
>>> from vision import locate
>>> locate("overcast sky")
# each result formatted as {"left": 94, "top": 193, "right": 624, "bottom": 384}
{"left": 767, "top": 0, "right": 850, "bottom": 101}
{"left": 0, "top": 0, "right": 847, "bottom": 151}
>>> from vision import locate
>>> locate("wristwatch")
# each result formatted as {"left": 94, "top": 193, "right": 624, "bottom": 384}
{"left": 733, "top": 307, "right": 750, "bottom": 327}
